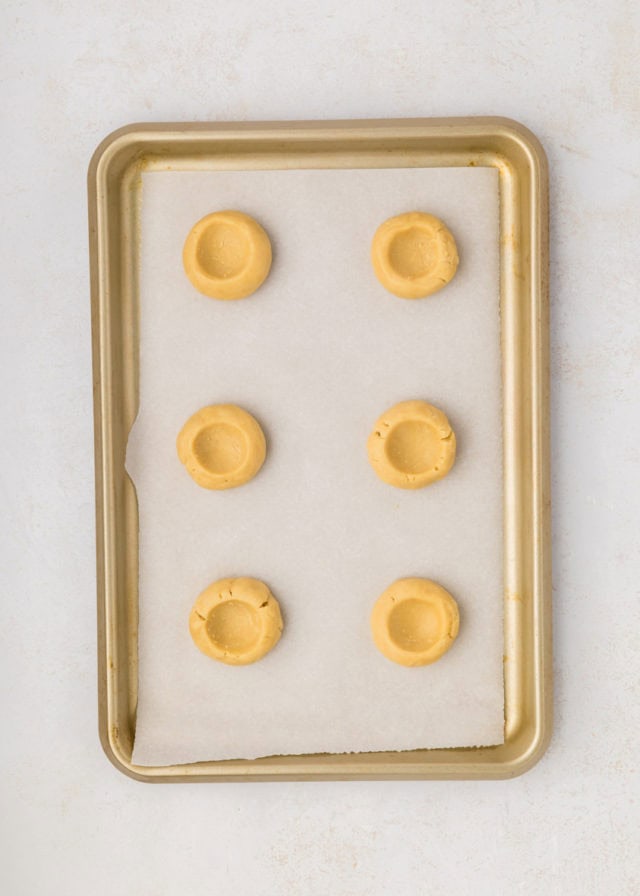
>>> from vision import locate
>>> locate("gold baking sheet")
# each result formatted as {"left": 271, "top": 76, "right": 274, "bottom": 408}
{"left": 88, "top": 117, "right": 551, "bottom": 781}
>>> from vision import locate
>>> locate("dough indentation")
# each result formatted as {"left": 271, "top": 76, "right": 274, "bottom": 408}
{"left": 189, "top": 577, "right": 283, "bottom": 665}
{"left": 195, "top": 220, "right": 249, "bottom": 279}
{"left": 206, "top": 600, "right": 261, "bottom": 653}
{"left": 371, "top": 578, "right": 460, "bottom": 667}
{"left": 192, "top": 423, "right": 246, "bottom": 476}
{"left": 177, "top": 404, "right": 266, "bottom": 490}
{"left": 367, "top": 400, "right": 456, "bottom": 489}
{"left": 183, "top": 210, "right": 272, "bottom": 300}
{"left": 371, "top": 211, "right": 458, "bottom": 299}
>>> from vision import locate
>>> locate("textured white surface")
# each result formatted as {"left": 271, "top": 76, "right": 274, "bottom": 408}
{"left": 129, "top": 167, "right": 502, "bottom": 764}
{"left": 1, "top": 0, "right": 639, "bottom": 892}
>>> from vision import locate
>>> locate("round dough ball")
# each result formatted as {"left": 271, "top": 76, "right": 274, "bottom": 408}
{"left": 367, "top": 399, "right": 456, "bottom": 489}
{"left": 177, "top": 404, "right": 266, "bottom": 490}
{"left": 371, "top": 211, "right": 459, "bottom": 299}
{"left": 190, "top": 577, "right": 283, "bottom": 665}
{"left": 183, "top": 210, "right": 272, "bottom": 300}
{"left": 371, "top": 578, "right": 460, "bottom": 667}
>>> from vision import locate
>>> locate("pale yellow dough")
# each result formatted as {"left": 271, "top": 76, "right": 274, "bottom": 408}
{"left": 177, "top": 404, "right": 266, "bottom": 490}
{"left": 183, "top": 210, "right": 272, "bottom": 300}
{"left": 367, "top": 399, "right": 456, "bottom": 489}
{"left": 371, "top": 211, "right": 459, "bottom": 299}
{"left": 371, "top": 578, "right": 460, "bottom": 667}
{"left": 189, "top": 577, "right": 283, "bottom": 665}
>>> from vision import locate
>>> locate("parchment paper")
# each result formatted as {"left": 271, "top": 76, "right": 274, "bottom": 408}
{"left": 128, "top": 166, "right": 504, "bottom": 765}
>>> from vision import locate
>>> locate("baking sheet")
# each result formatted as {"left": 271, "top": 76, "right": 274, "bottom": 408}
{"left": 127, "top": 166, "right": 504, "bottom": 765}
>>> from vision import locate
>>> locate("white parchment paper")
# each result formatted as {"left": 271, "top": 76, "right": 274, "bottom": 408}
{"left": 128, "top": 166, "right": 504, "bottom": 765}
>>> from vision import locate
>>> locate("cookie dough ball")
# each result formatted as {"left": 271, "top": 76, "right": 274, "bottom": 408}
{"left": 371, "top": 578, "right": 460, "bottom": 667}
{"left": 367, "top": 400, "right": 456, "bottom": 489}
{"left": 190, "top": 577, "right": 283, "bottom": 665}
{"left": 177, "top": 404, "right": 266, "bottom": 490}
{"left": 371, "top": 212, "right": 458, "bottom": 299}
{"left": 183, "top": 210, "right": 272, "bottom": 300}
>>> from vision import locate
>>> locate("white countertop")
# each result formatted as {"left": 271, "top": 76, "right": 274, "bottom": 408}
{"left": 2, "top": 1, "right": 638, "bottom": 892}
